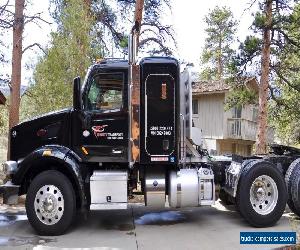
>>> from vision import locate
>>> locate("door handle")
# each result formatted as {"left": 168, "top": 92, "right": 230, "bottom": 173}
{"left": 112, "top": 149, "right": 123, "bottom": 154}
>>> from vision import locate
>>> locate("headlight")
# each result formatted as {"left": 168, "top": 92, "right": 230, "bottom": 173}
{"left": 2, "top": 161, "right": 18, "bottom": 176}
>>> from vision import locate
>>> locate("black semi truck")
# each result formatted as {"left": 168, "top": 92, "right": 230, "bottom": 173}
{"left": 1, "top": 29, "right": 300, "bottom": 235}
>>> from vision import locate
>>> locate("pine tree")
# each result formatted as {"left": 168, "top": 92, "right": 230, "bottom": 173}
{"left": 231, "top": 0, "right": 299, "bottom": 153}
{"left": 269, "top": 3, "right": 300, "bottom": 144}
{"left": 21, "top": 0, "right": 97, "bottom": 119}
{"left": 50, "top": 0, "right": 175, "bottom": 56}
{"left": 9, "top": 0, "right": 25, "bottom": 129}
{"left": 200, "top": 6, "right": 238, "bottom": 80}
{"left": 256, "top": 0, "right": 272, "bottom": 154}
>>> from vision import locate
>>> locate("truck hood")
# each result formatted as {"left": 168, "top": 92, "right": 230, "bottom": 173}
{"left": 15, "top": 108, "right": 72, "bottom": 128}
{"left": 10, "top": 108, "right": 72, "bottom": 161}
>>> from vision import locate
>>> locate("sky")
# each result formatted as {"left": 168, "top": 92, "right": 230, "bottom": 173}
{"left": 171, "top": 0, "right": 257, "bottom": 68}
{"left": 1, "top": 0, "right": 258, "bottom": 86}
{"left": 0, "top": 0, "right": 54, "bottom": 86}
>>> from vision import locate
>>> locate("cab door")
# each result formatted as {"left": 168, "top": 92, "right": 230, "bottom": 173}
{"left": 72, "top": 69, "right": 128, "bottom": 162}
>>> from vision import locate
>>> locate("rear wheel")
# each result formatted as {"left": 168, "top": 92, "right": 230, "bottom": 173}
{"left": 236, "top": 162, "right": 287, "bottom": 227}
{"left": 26, "top": 170, "right": 76, "bottom": 235}
{"left": 285, "top": 159, "right": 300, "bottom": 215}
{"left": 290, "top": 166, "right": 300, "bottom": 217}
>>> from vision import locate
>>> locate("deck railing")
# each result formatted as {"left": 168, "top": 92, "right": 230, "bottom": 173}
{"left": 227, "top": 118, "right": 274, "bottom": 143}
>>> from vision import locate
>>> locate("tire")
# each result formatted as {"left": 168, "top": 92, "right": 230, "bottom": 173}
{"left": 234, "top": 159, "right": 258, "bottom": 213}
{"left": 219, "top": 189, "right": 233, "bottom": 205}
{"left": 285, "top": 159, "right": 300, "bottom": 214}
{"left": 290, "top": 166, "right": 300, "bottom": 217}
{"left": 26, "top": 170, "right": 76, "bottom": 235}
{"left": 236, "top": 161, "right": 287, "bottom": 227}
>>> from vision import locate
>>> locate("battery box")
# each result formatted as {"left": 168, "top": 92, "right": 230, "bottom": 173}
{"left": 90, "top": 170, "right": 128, "bottom": 210}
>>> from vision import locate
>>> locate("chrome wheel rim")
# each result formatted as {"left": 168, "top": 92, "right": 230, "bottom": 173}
{"left": 250, "top": 175, "right": 278, "bottom": 215}
{"left": 34, "top": 185, "right": 64, "bottom": 225}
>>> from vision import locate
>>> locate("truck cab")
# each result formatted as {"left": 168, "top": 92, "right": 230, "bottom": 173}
{"left": 73, "top": 60, "right": 129, "bottom": 163}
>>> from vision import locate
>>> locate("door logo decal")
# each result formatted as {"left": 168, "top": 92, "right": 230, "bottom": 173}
{"left": 92, "top": 125, "right": 108, "bottom": 138}
{"left": 91, "top": 125, "right": 124, "bottom": 140}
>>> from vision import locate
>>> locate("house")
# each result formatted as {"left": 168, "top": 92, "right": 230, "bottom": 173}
{"left": 0, "top": 90, "right": 6, "bottom": 105}
{"left": 192, "top": 78, "right": 274, "bottom": 156}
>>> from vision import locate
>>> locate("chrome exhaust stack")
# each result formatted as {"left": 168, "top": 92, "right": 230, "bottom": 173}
{"left": 128, "top": 23, "right": 138, "bottom": 65}
{"left": 128, "top": 22, "right": 140, "bottom": 167}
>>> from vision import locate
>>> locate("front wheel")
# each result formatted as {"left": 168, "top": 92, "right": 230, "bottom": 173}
{"left": 26, "top": 170, "right": 76, "bottom": 235}
{"left": 236, "top": 162, "right": 287, "bottom": 227}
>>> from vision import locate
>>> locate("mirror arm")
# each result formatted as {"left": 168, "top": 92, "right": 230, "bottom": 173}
{"left": 73, "top": 76, "right": 82, "bottom": 111}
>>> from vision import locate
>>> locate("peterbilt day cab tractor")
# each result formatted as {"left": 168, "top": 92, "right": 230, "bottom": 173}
{"left": 1, "top": 28, "right": 300, "bottom": 236}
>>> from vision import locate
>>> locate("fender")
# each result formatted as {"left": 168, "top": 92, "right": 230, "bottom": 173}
{"left": 12, "top": 145, "right": 87, "bottom": 208}
{"left": 224, "top": 159, "right": 261, "bottom": 197}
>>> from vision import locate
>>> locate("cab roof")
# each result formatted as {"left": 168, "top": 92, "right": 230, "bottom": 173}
{"left": 91, "top": 56, "right": 178, "bottom": 70}
{"left": 93, "top": 58, "right": 129, "bottom": 69}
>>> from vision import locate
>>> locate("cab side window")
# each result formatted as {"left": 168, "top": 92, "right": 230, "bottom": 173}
{"left": 85, "top": 73, "right": 123, "bottom": 112}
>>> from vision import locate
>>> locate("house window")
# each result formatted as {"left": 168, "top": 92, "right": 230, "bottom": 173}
{"left": 232, "top": 106, "right": 242, "bottom": 118}
{"left": 252, "top": 107, "right": 258, "bottom": 121}
{"left": 192, "top": 99, "right": 198, "bottom": 114}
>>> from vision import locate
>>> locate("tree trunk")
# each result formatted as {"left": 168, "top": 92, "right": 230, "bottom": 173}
{"left": 255, "top": 0, "right": 272, "bottom": 154}
{"left": 9, "top": 0, "right": 24, "bottom": 129}
{"left": 83, "top": 0, "right": 91, "bottom": 7}
{"left": 134, "top": 0, "right": 144, "bottom": 46}
{"left": 217, "top": 35, "right": 222, "bottom": 79}
{"left": 83, "top": 0, "right": 92, "bottom": 16}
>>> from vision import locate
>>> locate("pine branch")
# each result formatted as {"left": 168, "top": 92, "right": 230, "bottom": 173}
{"left": 139, "top": 37, "right": 173, "bottom": 55}
{"left": 24, "top": 13, "right": 52, "bottom": 25}
{"left": 0, "top": 0, "right": 13, "bottom": 28}
{"left": 273, "top": 67, "right": 300, "bottom": 92}
{"left": 268, "top": 84, "right": 284, "bottom": 105}
{"left": 242, "top": 0, "right": 257, "bottom": 16}
{"left": 0, "top": 18, "right": 13, "bottom": 28}
{"left": 22, "top": 43, "right": 46, "bottom": 55}
{"left": 274, "top": 28, "right": 300, "bottom": 49}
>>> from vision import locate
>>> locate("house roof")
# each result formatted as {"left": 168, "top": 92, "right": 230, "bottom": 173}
{"left": 0, "top": 90, "right": 6, "bottom": 105}
{"left": 192, "top": 80, "right": 230, "bottom": 94}
{"left": 192, "top": 77, "right": 258, "bottom": 95}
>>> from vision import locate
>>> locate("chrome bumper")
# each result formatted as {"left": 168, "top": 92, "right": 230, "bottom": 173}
{"left": 2, "top": 161, "right": 18, "bottom": 176}
{"left": 0, "top": 161, "right": 19, "bottom": 205}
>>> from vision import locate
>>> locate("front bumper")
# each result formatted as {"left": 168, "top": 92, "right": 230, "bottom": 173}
{"left": 0, "top": 181, "right": 20, "bottom": 205}
{"left": 0, "top": 161, "right": 20, "bottom": 205}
